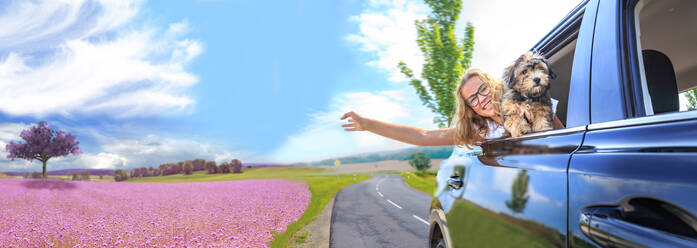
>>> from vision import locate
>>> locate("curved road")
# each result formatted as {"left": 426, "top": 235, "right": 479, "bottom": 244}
{"left": 330, "top": 174, "right": 432, "bottom": 248}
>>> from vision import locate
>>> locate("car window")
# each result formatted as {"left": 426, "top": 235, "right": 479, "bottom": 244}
{"left": 546, "top": 39, "right": 576, "bottom": 128}
{"left": 632, "top": 0, "right": 697, "bottom": 116}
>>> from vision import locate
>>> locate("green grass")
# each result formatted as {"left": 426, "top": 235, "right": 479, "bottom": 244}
{"left": 293, "top": 230, "right": 309, "bottom": 244}
{"left": 399, "top": 170, "right": 437, "bottom": 195}
{"left": 127, "top": 166, "right": 370, "bottom": 248}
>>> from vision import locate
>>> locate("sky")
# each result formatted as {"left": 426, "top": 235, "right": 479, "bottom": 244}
{"left": 0, "top": 0, "right": 584, "bottom": 172}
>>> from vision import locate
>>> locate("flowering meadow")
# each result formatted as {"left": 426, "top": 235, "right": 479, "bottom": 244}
{"left": 0, "top": 178, "right": 310, "bottom": 247}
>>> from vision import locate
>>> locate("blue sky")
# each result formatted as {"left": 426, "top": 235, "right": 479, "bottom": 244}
{"left": 0, "top": 0, "right": 581, "bottom": 171}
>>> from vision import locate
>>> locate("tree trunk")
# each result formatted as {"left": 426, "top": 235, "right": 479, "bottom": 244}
{"left": 42, "top": 160, "right": 47, "bottom": 180}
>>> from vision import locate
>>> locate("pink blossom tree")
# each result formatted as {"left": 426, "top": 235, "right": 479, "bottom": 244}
{"left": 5, "top": 121, "right": 82, "bottom": 179}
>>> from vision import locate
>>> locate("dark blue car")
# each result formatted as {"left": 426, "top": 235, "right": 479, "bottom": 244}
{"left": 429, "top": 0, "right": 697, "bottom": 247}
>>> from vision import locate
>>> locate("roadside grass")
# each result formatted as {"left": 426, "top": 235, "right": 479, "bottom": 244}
{"left": 127, "top": 166, "right": 371, "bottom": 248}
{"left": 399, "top": 170, "right": 437, "bottom": 195}
{"left": 293, "top": 230, "right": 309, "bottom": 244}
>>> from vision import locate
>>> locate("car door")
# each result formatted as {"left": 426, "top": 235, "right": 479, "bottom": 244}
{"left": 431, "top": 1, "right": 595, "bottom": 247}
{"left": 568, "top": 0, "right": 697, "bottom": 247}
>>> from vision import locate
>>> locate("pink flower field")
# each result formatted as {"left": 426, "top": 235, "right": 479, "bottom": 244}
{"left": 0, "top": 178, "right": 311, "bottom": 247}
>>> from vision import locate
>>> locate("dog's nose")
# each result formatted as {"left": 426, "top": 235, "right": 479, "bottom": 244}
{"left": 533, "top": 77, "right": 540, "bottom": 84}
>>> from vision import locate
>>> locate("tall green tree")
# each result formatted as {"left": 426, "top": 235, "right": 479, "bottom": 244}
{"left": 398, "top": 0, "right": 475, "bottom": 128}
{"left": 685, "top": 89, "right": 697, "bottom": 111}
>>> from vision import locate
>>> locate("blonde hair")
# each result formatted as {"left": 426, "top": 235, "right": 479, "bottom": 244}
{"left": 452, "top": 69, "right": 503, "bottom": 149}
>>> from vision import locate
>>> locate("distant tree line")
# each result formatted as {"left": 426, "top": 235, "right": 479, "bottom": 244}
{"left": 113, "top": 158, "right": 244, "bottom": 182}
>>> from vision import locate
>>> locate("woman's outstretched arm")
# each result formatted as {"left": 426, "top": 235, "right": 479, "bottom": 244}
{"left": 341, "top": 111, "right": 455, "bottom": 146}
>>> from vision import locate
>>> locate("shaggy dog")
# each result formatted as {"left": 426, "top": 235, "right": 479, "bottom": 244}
{"left": 501, "top": 51, "right": 556, "bottom": 137}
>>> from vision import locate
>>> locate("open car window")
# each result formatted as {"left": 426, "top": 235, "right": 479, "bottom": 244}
{"left": 632, "top": 0, "right": 697, "bottom": 116}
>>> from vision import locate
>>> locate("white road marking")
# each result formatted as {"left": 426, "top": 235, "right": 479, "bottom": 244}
{"left": 413, "top": 215, "right": 428, "bottom": 225}
{"left": 377, "top": 191, "right": 384, "bottom": 197}
{"left": 386, "top": 199, "right": 402, "bottom": 209}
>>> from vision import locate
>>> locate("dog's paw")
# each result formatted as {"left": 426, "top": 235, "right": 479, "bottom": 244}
{"left": 532, "top": 116, "right": 554, "bottom": 132}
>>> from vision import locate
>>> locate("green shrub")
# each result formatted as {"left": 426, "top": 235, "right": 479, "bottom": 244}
{"left": 80, "top": 171, "right": 90, "bottom": 181}
{"left": 183, "top": 163, "right": 193, "bottom": 175}
{"left": 219, "top": 162, "right": 231, "bottom": 174}
{"left": 114, "top": 169, "right": 129, "bottom": 182}
{"left": 408, "top": 152, "right": 431, "bottom": 172}
{"left": 205, "top": 161, "right": 217, "bottom": 174}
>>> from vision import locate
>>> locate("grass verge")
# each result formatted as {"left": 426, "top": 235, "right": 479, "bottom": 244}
{"left": 127, "top": 166, "right": 370, "bottom": 248}
{"left": 399, "top": 170, "right": 437, "bottom": 195}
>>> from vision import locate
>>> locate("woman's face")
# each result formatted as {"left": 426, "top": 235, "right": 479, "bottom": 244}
{"left": 460, "top": 76, "right": 495, "bottom": 117}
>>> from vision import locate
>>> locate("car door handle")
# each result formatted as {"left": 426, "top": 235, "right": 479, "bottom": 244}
{"left": 447, "top": 176, "right": 463, "bottom": 190}
{"left": 580, "top": 206, "right": 697, "bottom": 248}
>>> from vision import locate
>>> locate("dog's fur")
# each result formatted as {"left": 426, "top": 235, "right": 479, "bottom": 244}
{"left": 501, "top": 51, "right": 556, "bottom": 137}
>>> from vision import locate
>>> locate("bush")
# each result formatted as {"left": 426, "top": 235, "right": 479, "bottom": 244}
{"left": 114, "top": 169, "right": 129, "bottom": 182}
{"left": 183, "top": 161, "right": 193, "bottom": 175}
{"left": 231, "top": 159, "right": 242, "bottom": 173}
{"left": 247, "top": 165, "right": 252, "bottom": 169}
{"left": 219, "top": 162, "right": 231, "bottom": 174}
{"left": 192, "top": 159, "right": 205, "bottom": 171}
{"left": 31, "top": 172, "right": 42, "bottom": 179}
{"left": 71, "top": 173, "right": 79, "bottom": 181}
{"left": 408, "top": 152, "right": 431, "bottom": 172}
{"left": 80, "top": 171, "right": 90, "bottom": 181}
{"left": 183, "top": 162, "right": 193, "bottom": 175}
{"left": 205, "top": 161, "right": 217, "bottom": 174}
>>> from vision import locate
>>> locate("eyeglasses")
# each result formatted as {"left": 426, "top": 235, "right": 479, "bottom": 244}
{"left": 466, "top": 82, "right": 491, "bottom": 108}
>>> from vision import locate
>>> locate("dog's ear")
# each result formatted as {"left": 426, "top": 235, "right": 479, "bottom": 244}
{"left": 504, "top": 54, "right": 526, "bottom": 88}
{"left": 548, "top": 66, "right": 557, "bottom": 79}
{"left": 542, "top": 57, "right": 557, "bottom": 79}
{"left": 503, "top": 61, "right": 517, "bottom": 89}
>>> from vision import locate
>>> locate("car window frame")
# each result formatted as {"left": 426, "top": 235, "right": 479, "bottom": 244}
{"left": 622, "top": 0, "right": 651, "bottom": 118}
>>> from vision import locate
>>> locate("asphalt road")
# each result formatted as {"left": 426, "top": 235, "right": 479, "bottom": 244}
{"left": 330, "top": 174, "right": 432, "bottom": 248}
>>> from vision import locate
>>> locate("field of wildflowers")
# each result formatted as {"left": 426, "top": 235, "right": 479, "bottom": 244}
{"left": 0, "top": 178, "right": 310, "bottom": 247}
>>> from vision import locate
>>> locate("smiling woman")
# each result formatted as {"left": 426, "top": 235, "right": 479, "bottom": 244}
{"left": 340, "top": 69, "right": 564, "bottom": 149}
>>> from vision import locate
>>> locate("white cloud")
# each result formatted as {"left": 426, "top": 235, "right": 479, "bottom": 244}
{"left": 0, "top": 0, "right": 140, "bottom": 50}
{"left": 346, "top": 0, "right": 429, "bottom": 82}
{"left": 0, "top": 0, "right": 202, "bottom": 118}
{"left": 463, "top": 0, "right": 581, "bottom": 76}
{"left": 270, "top": 89, "right": 437, "bottom": 163}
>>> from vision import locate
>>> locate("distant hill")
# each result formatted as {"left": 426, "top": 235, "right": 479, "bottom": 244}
{"left": 242, "top": 163, "right": 289, "bottom": 168}
{"left": 4, "top": 168, "right": 115, "bottom": 177}
{"left": 293, "top": 146, "right": 455, "bottom": 166}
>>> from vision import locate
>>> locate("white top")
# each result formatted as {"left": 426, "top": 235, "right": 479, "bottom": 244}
{"left": 450, "top": 98, "right": 559, "bottom": 157}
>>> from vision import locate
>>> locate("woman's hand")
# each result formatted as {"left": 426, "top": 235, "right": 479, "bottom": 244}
{"left": 341, "top": 111, "right": 368, "bottom": 131}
